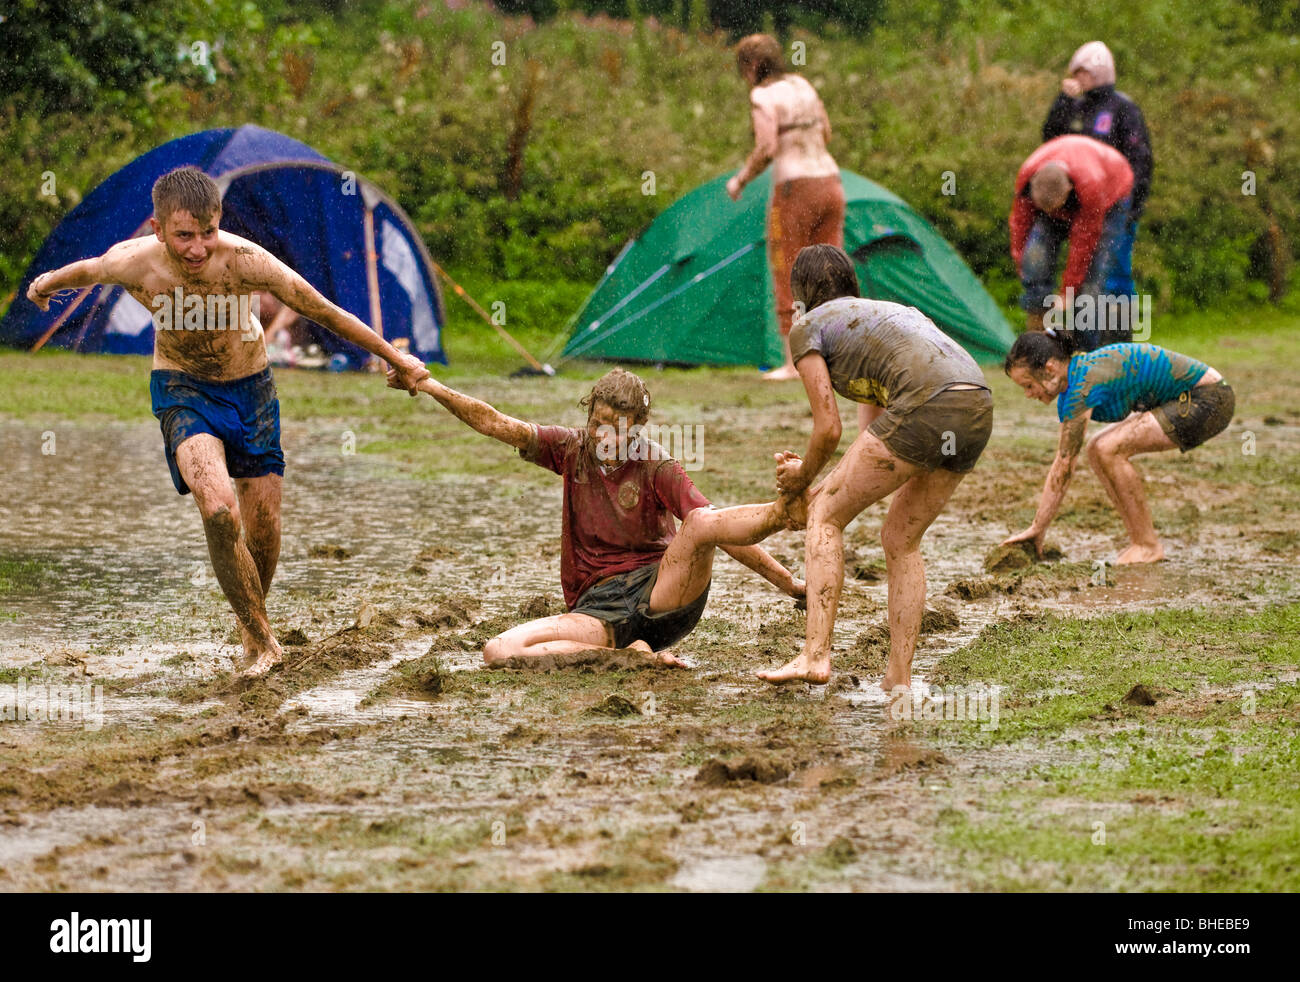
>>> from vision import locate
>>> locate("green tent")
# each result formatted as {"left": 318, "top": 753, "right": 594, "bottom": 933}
{"left": 561, "top": 168, "right": 1014, "bottom": 367}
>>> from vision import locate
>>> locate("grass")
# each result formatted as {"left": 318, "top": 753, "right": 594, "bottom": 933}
{"left": 927, "top": 603, "right": 1300, "bottom": 890}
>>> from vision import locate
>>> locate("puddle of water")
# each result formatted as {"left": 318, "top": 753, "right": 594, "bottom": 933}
{"left": 670, "top": 854, "right": 766, "bottom": 892}
{"left": 283, "top": 639, "right": 435, "bottom": 728}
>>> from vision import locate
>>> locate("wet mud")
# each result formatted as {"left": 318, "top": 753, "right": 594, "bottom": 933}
{"left": 1, "top": 371, "right": 1297, "bottom": 891}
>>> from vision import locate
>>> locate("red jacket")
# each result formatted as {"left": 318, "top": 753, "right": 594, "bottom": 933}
{"left": 1010, "top": 135, "right": 1134, "bottom": 291}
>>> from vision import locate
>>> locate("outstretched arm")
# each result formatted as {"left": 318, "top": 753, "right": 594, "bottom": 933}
{"left": 238, "top": 244, "right": 429, "bottom": 392}
{"left": 26, "top": 242, "right": 135, "bottom": 310}
{"left": 721, "top": 544, "right": 804, "bottom": 598}
{"left": 392, "top": 374, "right": 532, "bottom": 450}
{"left": 1003, "top": 410, "right": 1091, "bottom": 555}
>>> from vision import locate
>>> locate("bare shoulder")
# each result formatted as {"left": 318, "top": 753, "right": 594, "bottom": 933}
{"left": 749, "top": 84, "right": 778, "bottom": 111}
{"left": 222, "top": 233, "right": 281, "bottom": 287}
{"left": 100, "top": 237, "right": 159, "bottom": 284}
{"left": 223, "top": 232, "right": 272, "bottom": 263}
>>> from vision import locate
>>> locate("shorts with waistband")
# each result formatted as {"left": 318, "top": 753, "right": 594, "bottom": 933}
{"left": 867, "top": 385, "right": 994, "bottom": 473}
{"left": 571, "top": 561, "right": 709, "bottom": 652}
{"left": 149, "top": 366, "right": 284, "bottom": 495}
{"left": 1152, "top": 380, "right": 1234, "bottom": 452}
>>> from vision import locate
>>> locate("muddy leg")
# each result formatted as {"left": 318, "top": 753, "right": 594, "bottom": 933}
{"left": 758, "top": 432, "right": 914, "bottom": 685}
{"left": 1087, "top": 413, "right": 1175, "bottom": 564}
{"left": 176, "top": 435, "right": 282, "bottom": 677}
{"left": 648, "top": 500, "right": 793, "bottom": 613}
{"left": 483, "top": 613, "right": 684, "bottom": 668}
{"left": 235, "top": 474, "right": 282, "bottom": 595}
{"left": 878, "top": 468, "right": 965, "bottom": 692}
{"left": 234, "top": 474, "right": 282, "bottom": 659}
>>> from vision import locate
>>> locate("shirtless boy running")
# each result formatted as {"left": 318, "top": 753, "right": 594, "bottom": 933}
{"left": 26, "top": 166, "right": 430, "bottom": 676}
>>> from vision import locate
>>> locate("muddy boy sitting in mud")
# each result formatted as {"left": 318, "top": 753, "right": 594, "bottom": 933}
{"left": 26, "top": 166, "right": 430, "bottom": 677}
{"left": 392, "top": 368, "right": 807, "bottom": 666}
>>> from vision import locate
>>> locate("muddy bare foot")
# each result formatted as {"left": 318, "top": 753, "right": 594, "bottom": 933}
{"left": 229, "top": 621, "right": 262, "bottom": 672}
{"left": 880, "top": 674, "right": 912, "bottom": 695}
{"left": 241, "top": 640, "right": 284, "bottom": 678}
{"left": 761, "top": 365, "right": 800, "bottom": 381}
{"left": 1116, "top": 542, "right": 1165, "bottom": 565}
{"left": 757, "top": 654, "right": 830, "bottom": 685}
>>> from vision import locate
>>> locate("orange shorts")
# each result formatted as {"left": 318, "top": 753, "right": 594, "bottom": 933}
{"left": 768, "top": 175, "right": 846, "bottom": 336}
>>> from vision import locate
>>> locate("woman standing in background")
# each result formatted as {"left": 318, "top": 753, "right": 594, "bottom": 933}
{"left": 727, "top": 34, "right": 846, "bottom": 381}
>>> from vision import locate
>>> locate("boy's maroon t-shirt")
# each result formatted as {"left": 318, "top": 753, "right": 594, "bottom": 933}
{"left": 520, "top": 424, "right": 711, "bottom": 608}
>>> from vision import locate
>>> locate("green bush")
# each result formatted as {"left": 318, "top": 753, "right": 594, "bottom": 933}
{"left": 1, "top": 0, "right": 1294, "bottom": 328}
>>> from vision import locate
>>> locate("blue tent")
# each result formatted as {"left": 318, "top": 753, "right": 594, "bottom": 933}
{"left": 1, "top": 125, "right": 446, "bottom": 367}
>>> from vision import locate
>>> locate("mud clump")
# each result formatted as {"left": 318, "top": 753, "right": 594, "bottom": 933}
{"left": 362, "top": 648, "right": 450, "bottom": 706}
{"left": 983, "top": 543, "right": 1033, "bottom": 573}
{"left": 414, "top": 597, "right": 481, "bottom": 630}
{"left": 852, "top": 561, "right": 886, "bottom": 583}
{"left": 920, "top": 605, "right": 959, "bottom": 634}
{"left": 415, "top": 544, "right": 460, "bottom": 561}
{"left": 349, "top": 604, "right": 404, "bottom": 638}
{"left": 846, "top": 626, "right": 890, "bottom": 672}
{"left": 410, "top": 662, "right": 447, "bottom": 696}
{"left": 308, "top": 544, "right": 351, "bottom": 560}
{"left": 238, "top": 676, "right": 290, "bottom": 715}
{"left": 518, "top": 594, "right": 561, "bottom": 619}
{"left": 874, "top": 743, "right": 948, "bottom": 779}
{"left": 946, "top": 576, "right": 997, "bottom": 601}
{"left": 91, "top": 778, "right": 170, "bottom": 808}
{"left": 280, "top": 628, "right": 310, "bottom": 647}
{"left": 822, "top": 836, "right": 858, "bottom": 867}
{"left": 695, "top": 756, "right": 790, "bottom": 787}
{"left": 982, "top": 541, "right": 1064, "bottom": 573}
{"left": 845, "top": 607, "right": 959, "bottom": 672}
{"left": 1122, "top": 683, "right": 1159, "bottom": 707}
{"left": 584, "top": 694, "right": 641, "bottom": 718}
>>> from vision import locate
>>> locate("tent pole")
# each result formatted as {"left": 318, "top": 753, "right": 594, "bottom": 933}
{"left": 428, "top": 260, "right": 548, "bottom": 373}
{"left": 362, "top": 204, "right": 385, "bottom": 369}
{"left": 29, "top": 286, "right": 95, "bottom": 352}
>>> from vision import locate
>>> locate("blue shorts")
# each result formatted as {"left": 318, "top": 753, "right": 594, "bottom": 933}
{"left": 150, "top": 367, "right": 284, "bottom": 496}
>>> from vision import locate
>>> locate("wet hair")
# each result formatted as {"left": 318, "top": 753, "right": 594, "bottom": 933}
{"left": 152, "top": 166, "right": 221, "bottom": 227}
{"left": 1003, "top": 329, "right": 1079, "bottom": 375}
{"left": 580, "top": 368, "right": 651, "bottom": 426}
{"left": 790, "top": 244, "right": 861, "bottom": 313}
{"left": 736, "top": 34, "right": 785, "bottom": 84}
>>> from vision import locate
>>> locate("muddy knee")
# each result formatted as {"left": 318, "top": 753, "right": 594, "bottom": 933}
{"left": 880, "top": 522, "right": 921, "bottom": 562}
{"left": 1086, "top": 436, "right": 1110, "bottom": 474}
{"left": 483, "top": 635, "right": 509, "bottom": 666}
{"left": 807, "top": 496, "right": 847, "bottom": 533}
{"left": 201, "top": 502, "right": 243, "bottom": 546}
{"left": 679, "top": 506, "right": 715, "bottom": 542}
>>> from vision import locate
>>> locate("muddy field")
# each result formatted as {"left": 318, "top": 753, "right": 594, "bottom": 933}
{"left": 1, "top": 334, "right": 1298, "bottom": 891}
